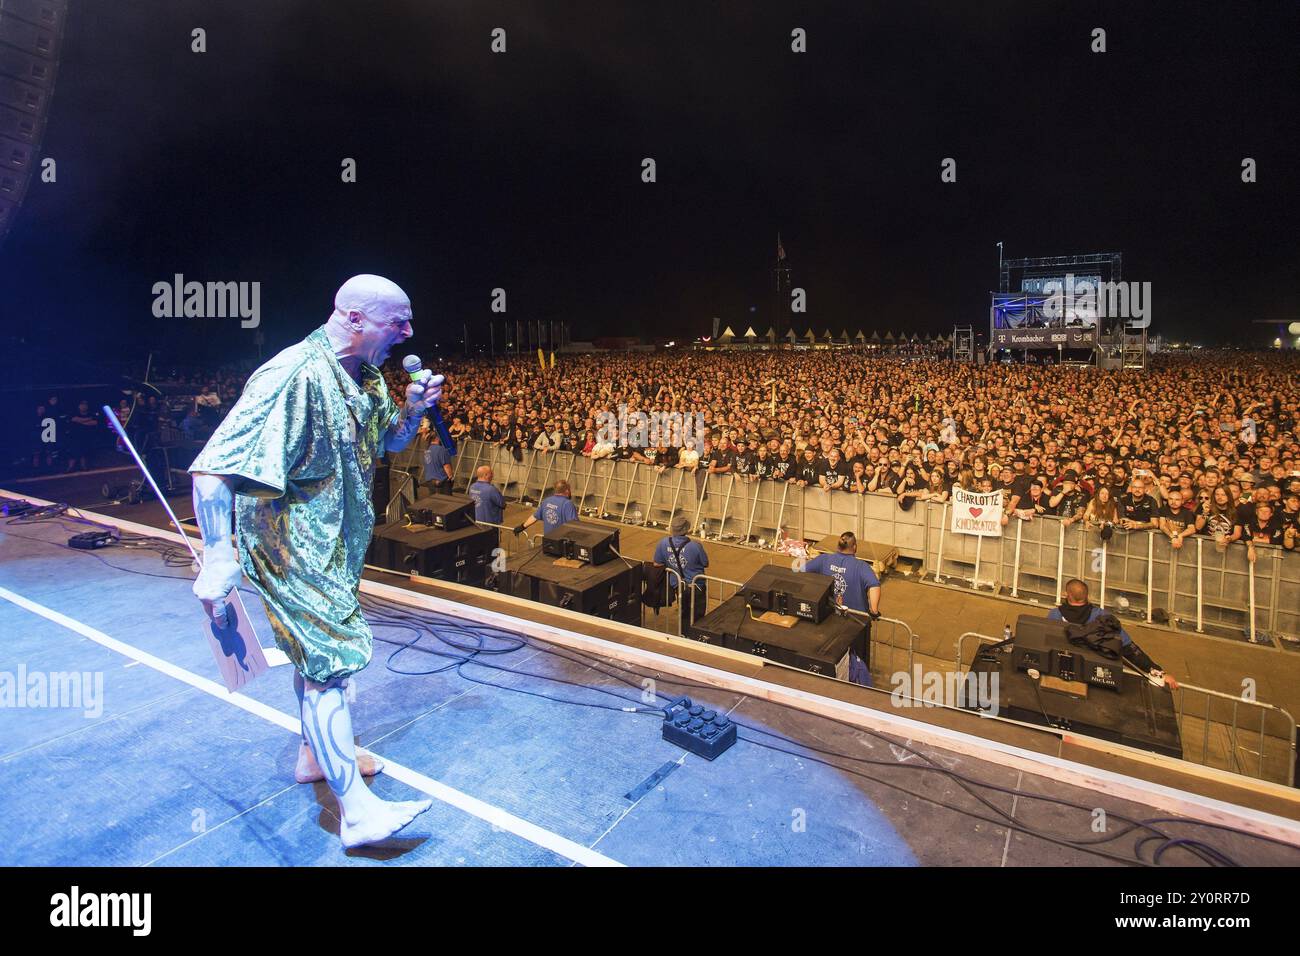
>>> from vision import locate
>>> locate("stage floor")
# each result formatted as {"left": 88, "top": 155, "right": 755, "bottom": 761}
{"left": 2, "top": 506, "right": 1298, "bottom": 867}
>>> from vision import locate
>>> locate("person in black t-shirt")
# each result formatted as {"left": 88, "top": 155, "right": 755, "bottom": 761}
{"left": 1279, "top": 490, "right": 1300, "bottom": 536}
{"left": 1118, "top": 479, "right": 1158, "bottom": 530}
{"left": 733, "top": 438, "right": 757, "bottom": 478}
{"left": 648, "top": 441, "right": 679, "bottom": 471}
{"left": 1233, "top": 474, "right": 1259, "bottom": 526}
{"left": 706, "top": 435, "right": 735, "bottom": 475}
{"left": 772, "top": 445, "right": 796, "bottom": 482}
{"left": 66, "top": 400, "right": 102, "bottom": 472}
{"left": 871, "top": 460, "right": 904, "bottom": 493}
{"left": 894, "top": 465, "right": 925, "bottom": 510}
{"left": 1240, "top": 501, "right": 1285, "bottom": 548}
{"left": 1158, "top": 488, "right": 1198, "bottom": 551}
{"left": 847, "top": 459, "right": 871, "bottom": 494}
{"left": 1050, "top": 470, "right": 1090, "bottom": 525}
{"left": 818, "top": 448, "right": 851, "bottom": 491}
{"left": 794, "top": 447, "right": 819, "bottom": 486}
{"left": 1020, "top": 479, "right": 1054, "bottom": 517}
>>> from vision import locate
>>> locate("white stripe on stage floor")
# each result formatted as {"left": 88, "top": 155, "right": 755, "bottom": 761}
{"left": 0, "top": 583, "right": 624, "bottom": 868}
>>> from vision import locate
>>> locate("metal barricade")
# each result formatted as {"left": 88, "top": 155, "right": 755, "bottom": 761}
{"left": 449, "top": 446, "right": 1300, "bottom": 645}
{"left": 450, "top": 438, "right": 478, "bottom": 490}
{"left": 954, "top": 631, "right": 1297, "bottom": 786}
{"left": 475, "top": 520, "right": 539, "bottom": 562}
{"left": 693, "top": 572, "right": 743, "bottom": 621}
{"left": 836, "top": 610, "right": 917, "bottom": 680}
{"left": 658, "top": 565, "right": 685, "bottom": 638}
{"left": 644, "top": 466, "right": 689, "bottom": 529}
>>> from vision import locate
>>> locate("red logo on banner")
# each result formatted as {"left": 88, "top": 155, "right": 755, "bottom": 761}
{"left": 969, "top": 507, "right": 983, "bottom": 518}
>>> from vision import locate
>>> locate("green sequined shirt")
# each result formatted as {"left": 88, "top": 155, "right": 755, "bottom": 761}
{"left": 189, "top": 326, "right": 399, "bottom": 682}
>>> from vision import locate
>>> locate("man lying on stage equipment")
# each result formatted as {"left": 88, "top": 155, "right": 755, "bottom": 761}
{"left": 1047, "top": 579, "right": 1178, "bottom": 689}
{"left": 189, "top": 274, "right": 438, "bottom": 848}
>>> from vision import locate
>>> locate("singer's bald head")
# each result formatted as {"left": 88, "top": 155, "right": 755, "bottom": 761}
{"left": 325, "top": 274, "right": 414, "bottom": 369}
{"left": 333, "top": 274, "right": 411, "bottom": 324}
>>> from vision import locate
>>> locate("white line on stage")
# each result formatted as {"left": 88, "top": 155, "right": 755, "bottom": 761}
{"left": 0, "top": 584, "right": 624, "bottom": 868}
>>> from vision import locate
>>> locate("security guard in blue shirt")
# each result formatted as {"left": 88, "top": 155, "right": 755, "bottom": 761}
{"left": 421, "top": 428, "right": 454, "bottom": 494}
{"left": 515, "top": 479, "right": 579, "bottom": 536}
{"left": 797, "top": 531, "right": 879, "bottom": 686}
{"left": 653, "top": 514, "right": 710, "bottom": 625}
{"left": 467, "top": 465, "right": 506, "bottom": 525}
{"left": 801, "top": 532, "right": 881, "bottom": 615}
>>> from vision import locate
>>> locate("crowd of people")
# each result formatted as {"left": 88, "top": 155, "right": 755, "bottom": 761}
{"left": 26, "top": 362, "right": 255, "bottom": 474}
{"left": 27, "top": 344, "right": 1298, "bottom": 556}
{"left": 389, "top": 349, "right": 1300, "bottom": 554}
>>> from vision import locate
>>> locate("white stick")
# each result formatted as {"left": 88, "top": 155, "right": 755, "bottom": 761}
{"left": 100, "top": 405, "right": 258, "bottom": 628}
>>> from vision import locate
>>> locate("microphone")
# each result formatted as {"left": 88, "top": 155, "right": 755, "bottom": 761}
{"left": 402, "top": 354, "right": 455, "bottom": 455}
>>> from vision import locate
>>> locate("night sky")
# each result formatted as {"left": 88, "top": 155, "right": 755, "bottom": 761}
{"left": 2, "top": 0, "right": 1296, "bottom": 371}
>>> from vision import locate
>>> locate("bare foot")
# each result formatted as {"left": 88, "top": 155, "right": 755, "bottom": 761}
{"left": 295, "top": 740, "right": 385, "bottom": 784}
{"left": 340, "top": 798, "right": 433, "bottom": 849}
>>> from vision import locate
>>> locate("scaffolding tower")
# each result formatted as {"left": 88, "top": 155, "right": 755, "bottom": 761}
{"left": 952, "top": 325, "right": 975, "bottom": 363}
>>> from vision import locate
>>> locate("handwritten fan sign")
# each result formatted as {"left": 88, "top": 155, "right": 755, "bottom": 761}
{"left": 951, "top": 486, "right": 1004, "bottom": 537}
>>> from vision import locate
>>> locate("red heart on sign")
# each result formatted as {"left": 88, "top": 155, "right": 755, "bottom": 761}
{"left": 969, "top": 507, "right": 983, "bottom": 518}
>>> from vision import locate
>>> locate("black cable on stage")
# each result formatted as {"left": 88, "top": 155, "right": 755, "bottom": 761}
{"left": 517, "top": 623, "right": 1248, "bottom": 867}
{"left": 358, "top": 590, "right": 1272, "bottom": 866}
{"left": 357, "top": 593, "right": 664, "bottom": 715}
{"left": 731, "top": 730, "right": 1155, "bottom": 867}
{"left": 0, "top": 525, "right": 200, "bottom": 582}
{"left": 385, "top": 595, "right": 1269, "bottom": 868}
{"left": 5, "top": 509, "right": 1288, "bottom": 867}
{"left": 384, "top": 598, "right": 1225, "bottom": 866}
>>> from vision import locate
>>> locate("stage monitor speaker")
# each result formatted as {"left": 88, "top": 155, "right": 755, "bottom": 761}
{"left": 1012, "top": 613, "right": 1120, "bottom": 692}
{"left": 741, "top": 565, "right": 832, "bottom": 623}
{"left": 408, "top": 493, "right": 475, "bottom": 531}
{"left": 542, "top": 520, "right": 618, "bottom": 565}
{"left": 534, "top": 566, "right": 642, "bottom": 625}
{"left": 367, "top": 522, "right": 497, "bottom": 585}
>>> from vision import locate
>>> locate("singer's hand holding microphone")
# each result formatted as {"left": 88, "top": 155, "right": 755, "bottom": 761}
{"left": 401, "top": 354, "right": 444, "bottom": 417}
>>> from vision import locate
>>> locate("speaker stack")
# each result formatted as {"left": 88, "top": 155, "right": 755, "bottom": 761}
{"left": 0, "top": 0, "right": 67, "bottom": 244}
{"left": 367, "top": 494, "right": 498, "bottom": 587}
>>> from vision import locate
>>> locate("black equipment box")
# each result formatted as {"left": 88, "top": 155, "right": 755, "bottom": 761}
{"left": 509, "top": 549, "right": 642, "bottom": 625}
{"left": 407, "top": 493, "right": 476, "bottom": 531}
{"left": 740, "top": 565, "right": 833, "bottom": 624}
{"left": 687, "top": 595, "right": 867, "bottom": 680}
{"left": 542, "top": 520, "right": 619, "bottom": 566}
{"left": 662, "top": 697, "right": 737, "bottom": 760}
{"left": 367, "top": 522, "right": 499, "bottom": 585}
{"left": 1011, "top": 615, "right": 1121, "bottom": 691}
{"left": 966, "top": 616, "right": 1182, "bottom": 759}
